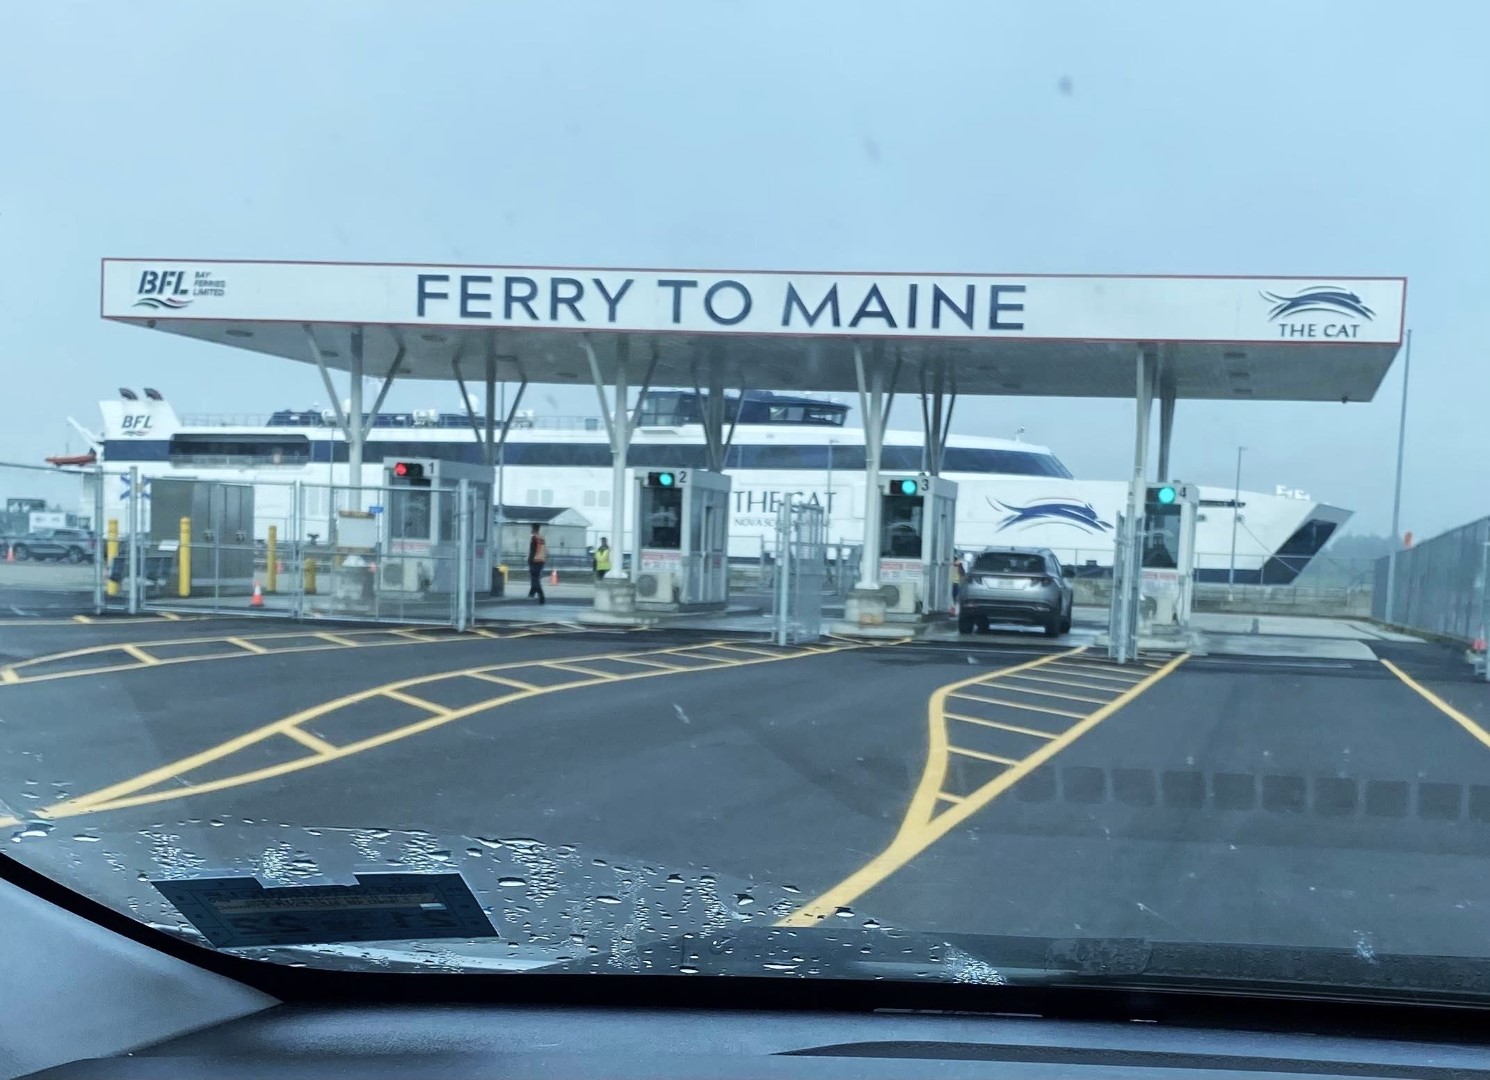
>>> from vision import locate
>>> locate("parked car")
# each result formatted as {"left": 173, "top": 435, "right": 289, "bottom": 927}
{"left": 8, "top": 527, "right": 97, "bottom": 564}
{"left": 959, "top": 546, "right": 1073, "bottom": 637}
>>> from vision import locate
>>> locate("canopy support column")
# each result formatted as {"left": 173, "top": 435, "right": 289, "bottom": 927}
{"left": 305, "top": 324, "right": 381, "bottom": 500}
{"left": 1110, "top": 346, "right": 1156, "bottom": 664}
{"left": 1157, "top": 375, "right": 1176, "bottom": 482}
{"left": 579, "top": 335, "right": 656, "bottom": 626}
{"left": 918, "top": 358, "right": 957, "bottom": 476}
{"left": 836, "top": 342, "right": 904, "bottom": 636}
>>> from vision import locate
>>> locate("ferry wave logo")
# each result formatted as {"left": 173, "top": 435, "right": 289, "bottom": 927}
{"left": 132, "top": 296, "right": 192, "bottom": 310}
{"left": 1260, "top": 286, "right": 1374, "bottom": 322}
{"left": 989, "top": 497, "right": 1112, "bottom": 533}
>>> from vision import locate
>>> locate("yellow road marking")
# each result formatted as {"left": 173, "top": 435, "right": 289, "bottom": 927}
{"left": 159, "top": 612, "right": 182, "bottom": 621}
{"left": 390, "top": 629, "right": 430, "bottom": 640}
{"left": 936, "top": 793, "right": 964, "bottom": 804}
{"left": 961, "top": 679, "right": 1109, "bottom": 705}
{"left": 466, "top": 671, "right": 543, "bottom": 692}
{"left": 997, "top": 670, "right": 1122, "bottom": 695}
{"left": 0, "top": 669, "right": 17, "bottom": 684}
{"left": 603, "top": 655, "right": 686, "bottom": 671}
{"left": 947, "top": 745, "right": 1018, "bottom": 766}
{"left": 1380, "top": 659, "right": 1490, "bottom": 752}
{"left": 72, "top": 615, "right": 93, "bottom": 624}
{"left": 950, "top": 696, "right": 1084, "bottom": 720}
{"left": 283, "top": 727, "right": 337, "bottom": 755}
{"left": 1043, "top": 662, "right": 1143, "bottom": 685}
{"left": 709, "top": 643, "right": 787, "bottom": 658}
{"left": 0, "top": 624, "right": 564, "bottom": 687}
{"left": 0, "top": 814, "right": 16, "bottom": 829}
{"left": 944, "top": 713, "right": 1057, "bottom": 739}
{"left": 543, "top": 661, "right": 622, "bottom": 680}
{"left": 380, "top": 688, "right": 455, "bottom": 715}
{"left": 43, "top": 640, "right": 859, "bottom": 820}
{"left": 777, "top": 650, "right": 1188, "bottom": 926}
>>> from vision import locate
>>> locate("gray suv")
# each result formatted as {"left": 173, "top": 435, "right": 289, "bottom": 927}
{"left": 958, "top": 546, "right": 1073, "bottom": 637}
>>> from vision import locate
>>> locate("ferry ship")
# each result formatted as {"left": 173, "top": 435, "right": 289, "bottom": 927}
{"left": 59, "top": 389, "right": 1348, "bottom": 583}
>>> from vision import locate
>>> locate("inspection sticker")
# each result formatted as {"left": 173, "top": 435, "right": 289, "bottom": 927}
{"left": 151, "top": 871, "right": 496, "bottom": 949}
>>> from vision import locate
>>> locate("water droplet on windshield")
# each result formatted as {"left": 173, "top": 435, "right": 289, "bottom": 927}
{"left": 833, "top": 906, "right": 854, "bottom": 918}
{"left": 594, "top": 895, "right": 622, "bottom": 905}
{"left": 862, "top": 918, "right": 881, "bottom": 929}
{"left": 497, "top": 876, "right": 527, "bottom": 888}
{"left": 429, "top": 850, "right": 452, "bottom": 863}
{"left": 208, "top": 819, "right": 224, "bottom": 827}
{"left": 735, "top": 893, "right": 755, "bottom": 908}
{"left": 10, "top": 821, "right": 53, "bottom": 841}
{"left": 678, "top": 965, "right": 699, "bottom": 974}
{"left": 136, "top": 871, "right": 149, "bottom": 881}
{"left": 71, "top": 833, "right": 100, "bottom": 843}
{"left": 500, "top": 837, "right": 541, "bottom": 850}
{"left": 665, "top": 873, "right": 684, "bottom": 884}
{"left": 592, "top": 857, "right": 607, "bottom": 866}
{"left": 466, "top": 847, "right": 483, "bottom": 857}
{"left": 472, "top": 837, "right": 503, "bottom": 850}
{"left": 781, "top": 883, "right": 801, "bottom": 893}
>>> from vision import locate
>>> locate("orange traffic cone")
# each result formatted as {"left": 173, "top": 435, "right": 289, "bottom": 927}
{"left": 250, "top": 579, "right": 264, "bottom": 608}
{"left": 549, "top": 568, "right": 559, "bottom": 585}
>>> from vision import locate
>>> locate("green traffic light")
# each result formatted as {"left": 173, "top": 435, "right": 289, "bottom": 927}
{"left": 657, "top": 472, "right": 675, "bottom": 487}
{"left": 897, "top": 478, "right": 918, "bottom": 495}
{"left": 1156, "top": 485, "right": 1177, "bottom": 505}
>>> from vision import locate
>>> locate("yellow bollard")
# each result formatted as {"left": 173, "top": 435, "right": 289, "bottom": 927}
{"left": 178, "top": 517, "right": 191, "bottom": 598}
{"left": 105, "top": 519, "right": 120, "bottom": 597}
{"left": 304, "top": 557, "right": 317, "bottom": 596}
{"left": 266, "top": 525, "right": 278, "bottom": 593}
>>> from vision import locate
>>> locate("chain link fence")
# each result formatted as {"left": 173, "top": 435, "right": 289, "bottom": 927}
{"left": 1373, "top": 515, "right": 1490, "bottom": 649}
{"left": 0, "top": 461, "right": 105, "bottom": 615}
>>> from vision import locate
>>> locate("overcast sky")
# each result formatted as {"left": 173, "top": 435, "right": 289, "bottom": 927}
{"left": 2, "top": 1, "right": 1485, "bottom": 536}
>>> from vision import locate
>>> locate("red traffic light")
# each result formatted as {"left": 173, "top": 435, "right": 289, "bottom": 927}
{"left": 391, "top": 461, "right": 426, "bottom": 481}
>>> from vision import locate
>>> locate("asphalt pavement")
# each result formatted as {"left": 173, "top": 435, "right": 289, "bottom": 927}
{"left": 1, "top": 608, "right": 1488, "bottom": 974}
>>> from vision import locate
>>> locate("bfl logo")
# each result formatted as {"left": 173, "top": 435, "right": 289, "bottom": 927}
{"left": 1261, "top": 285, "right": 1374, "bottom": 339}
{"left": 134, "top": 269, "right": 193, "bottom": 310}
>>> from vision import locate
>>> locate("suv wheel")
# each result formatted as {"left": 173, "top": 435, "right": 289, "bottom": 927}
{"left": 65, "top": 547, "right": 85, "bottom": 564}
{"left": 1043, "top": 614, "right": 1063, "bottom": 638}
{"left": 11, "top": 544, "right": 29, "bottom": 561}
{"left": 957, "top": 612, "right": 976, "bottom": 634}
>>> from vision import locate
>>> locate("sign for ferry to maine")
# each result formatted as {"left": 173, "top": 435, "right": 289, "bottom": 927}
{"left": 101, "top": 261, "right": 1407, "bottom": 345}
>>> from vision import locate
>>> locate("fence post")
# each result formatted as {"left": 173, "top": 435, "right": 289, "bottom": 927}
{"left": 455, "top": 479, "right": 471, "bottom": 632}
{"left": 126, "top": 467, "right": 142, "bottom": 615}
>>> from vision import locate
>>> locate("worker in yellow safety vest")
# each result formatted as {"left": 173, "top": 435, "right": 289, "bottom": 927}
{"left": 593, "top": 537, "right": 612, "bottom": 582}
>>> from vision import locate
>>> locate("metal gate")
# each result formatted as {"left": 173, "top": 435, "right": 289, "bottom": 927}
{"left": 772, "top": 495, "right": 827, "bottom": 645}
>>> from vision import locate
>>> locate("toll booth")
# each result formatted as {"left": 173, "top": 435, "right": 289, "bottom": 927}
{"left": 878, "top": 474, "right": 959, "bottom": 618}
{"left": 632, "top": 469, "right": 730, "bottom": 611}
{"left": 1138, "top": 481, "right": 1200, "bottom": 633}
{"left": 380, "top": 457, "right": 494, "bottom": 598}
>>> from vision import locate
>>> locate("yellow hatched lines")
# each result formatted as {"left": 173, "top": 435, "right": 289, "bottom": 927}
{"left": 8, "top": 638, "right": 855, "bottom": 825}
{"left": 0, "top": 624, "right": 563, "bottom": 686}
{"left": 778, "top": 646, "right": 1189, "bottom": 926}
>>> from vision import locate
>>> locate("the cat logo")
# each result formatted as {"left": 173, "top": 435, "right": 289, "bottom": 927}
{"left": 120, "top": 414, "right": 152, "bottom": 436}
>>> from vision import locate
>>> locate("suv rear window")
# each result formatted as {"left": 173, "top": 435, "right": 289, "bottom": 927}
{"left": 973, "top": 552, "right": 1048, "bottom": 574}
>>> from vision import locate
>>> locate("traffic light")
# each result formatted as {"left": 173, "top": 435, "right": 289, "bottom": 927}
{"left": 1154, "top": 484, "right": 1177, "bottom": 506}
{"left": 391, "top": 461, "right": 430, "bottom": 487}
{"left": 887, "top": 477, "right": 925, "bottom": 496}
{"left": 646, "top": 471, "right": 677, "bottom": 488}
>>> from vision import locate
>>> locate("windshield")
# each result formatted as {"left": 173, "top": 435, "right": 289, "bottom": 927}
{"left": 3, "top": 0, "right": 1489, "bottom": 1004}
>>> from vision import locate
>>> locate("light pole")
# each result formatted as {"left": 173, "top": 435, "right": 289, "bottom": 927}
{"left": 825, "top": 438, "right": 839, "bottom": 540}
{"left": 1228, "top": 445, "right": 1245, "bottom": 589}
{"left": 1384, "top": 329, "right": 1412, "bottom": 625}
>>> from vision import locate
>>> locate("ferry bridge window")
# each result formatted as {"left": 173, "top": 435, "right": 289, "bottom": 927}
{"left": 167, "top": 433, "right": 310, "bottom": 466}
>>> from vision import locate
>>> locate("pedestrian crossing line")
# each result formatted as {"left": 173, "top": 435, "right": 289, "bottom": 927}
{"left": 947, "top": 745, "right": 1019, "bottom": 766}
{"left": 966, "top": 678, "right": 1109, "bottom": 705}
{"left": 942, "top": 713, "right": 1057, "bottom": 740}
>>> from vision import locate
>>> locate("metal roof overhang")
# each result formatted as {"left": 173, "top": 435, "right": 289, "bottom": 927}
{"left": 101, "top": 261, "right": 1408, "bottom": 402}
